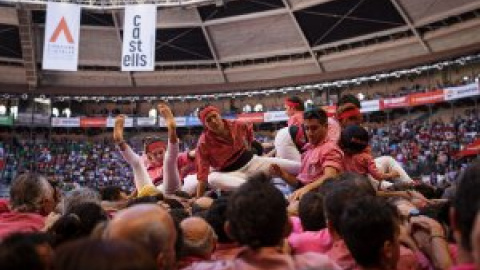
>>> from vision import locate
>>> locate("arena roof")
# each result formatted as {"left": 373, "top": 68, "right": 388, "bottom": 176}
{"left": 0, "top": 0, "right": 479, "bottom": 95}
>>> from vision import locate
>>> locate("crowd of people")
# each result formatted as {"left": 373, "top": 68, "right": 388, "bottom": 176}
{"left": 1, "top": 95, "right": 480, "bottom": 270}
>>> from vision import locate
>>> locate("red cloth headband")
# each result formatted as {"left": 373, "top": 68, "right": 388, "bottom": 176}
{"left": 285, "top": 99, "right": 300, "bottom": 108}
{"left": 199, "top": 106, "right": 220, "bottom": 125}
{"left": 146, "top": 141, "right": 166, "bottom": 153}
{"left": 337, "top": 108, "right": 361, "bottom": 120}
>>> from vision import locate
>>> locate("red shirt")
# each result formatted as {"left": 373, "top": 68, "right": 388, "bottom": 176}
{"left": 196, "top": 120, "right": 254, "bottom": 182}
{"left": 343, "top": 149, "right": 385, "bottom": 180}
{"left": 297, "top": 141, "right": 344, "bottom": 185}
{"left": 288, "top": 112, "right": 304, "bottom": 127}
{"left": 0, "top": 211, "right": 46, "bottom": 240}
{"left": 177, "top": 152, "right": 197, "bottom": 180}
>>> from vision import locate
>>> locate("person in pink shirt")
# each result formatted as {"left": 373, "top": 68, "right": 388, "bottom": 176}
{"left": 184, "top": 173, "right": 341, "bottom": 270}
{"left": 195, "top": 105, "right": 300, "bottom": 197}
{"left": 114, "top": 103, "right": 197, "bottom": 195}
{"left": 271, "top": 108, "right": 343, "bottom": 200}
{"left": 340, "top": 125, "right": 400, "bottom": 190}
{"left": 0, "top": 173, "right": 56, "bottom": 240}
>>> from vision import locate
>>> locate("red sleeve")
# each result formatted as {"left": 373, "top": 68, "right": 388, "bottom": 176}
{"left": 365, "top": 154, "right": 385, "bottom": 180}
{"left": 246, "top": 122, "right": 254, "bottom": 145}
{"left": 195, "top": 139, "right": 210, "bottom": 183}
{"left": 321, "top": 145, "right": 344, "bottom": 173}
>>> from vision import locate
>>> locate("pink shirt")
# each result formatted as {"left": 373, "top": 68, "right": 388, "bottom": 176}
{"left": 290, "top": 216, "right": 303, "bottom": 234}
{"left": 450, "top": 264, "right": 475, "bottom": 270}
{"left": 0, "top": 211, "right": 45, "bottom": 240}
{"left": 297, "top": 141, "right": 344, "bottom": 185}
{"left": 326, "top": 239, "right": 420, "bottom": 270}
{"left": 326, "top": 118, "right": 341, "bottom": 143}
{"left": 196, "top": 120, "right": 253, "bottom": 182}
{"left": 288, "top": 228, "right": 333, "bottom": 254}
{"left": 177, "top": 152, "right": 197, "bottom": 180}
{"left": 141, "top": 155, "right": 164, "bottom": 184}
{"left": 212, "top": 243, "right": 243, "bottom": 260}
{"left": 343, "top": 149, "right": 385, "bottom": 180}
{"left": 184, "top": 247, "right": 341, "bottom": 270}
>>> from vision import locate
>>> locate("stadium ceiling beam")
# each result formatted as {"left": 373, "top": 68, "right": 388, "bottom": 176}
{"left": 112, "top": 10, "right": 135, "bottom": 87}
{"left": 389, "top": 0, "right": 432, "bottom": 53}
{"left": 196, "top": 10, "right": 228, "bottom": 83}
{"left": 281, "top": 0, "right": 324, "bottom": 72}
{"left": 16, "top": 5, "right": 39, "bottom": 89}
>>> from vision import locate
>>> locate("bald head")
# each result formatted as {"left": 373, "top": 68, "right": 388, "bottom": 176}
{"left": 104, "top": 204, "right": 176, "bottom": 269}
{"left": 180, "top": 217, "right": 216, "bottom": 258}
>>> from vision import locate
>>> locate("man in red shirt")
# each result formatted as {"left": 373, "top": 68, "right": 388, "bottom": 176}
{"left": 195, "top": 105, "right": 300, "bottom": 197}
{"left": 271, "top": 108, "right": 343, "bottom": 200}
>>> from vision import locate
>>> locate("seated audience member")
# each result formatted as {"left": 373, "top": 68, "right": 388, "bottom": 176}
{"left": 205, "top": 196, "right": 242, "bottom": 260}
{"left": 340, "top": 196, "right": 401, "bottom": 270}
{"left": 103, "top": 204, "right": 177, "bottom": 270}
{"left": 288, "top": 191, "right": 332, "bottom": 254}
{"left": 178, "top": 217, "right": 217, "bottom": 268}
{"left": 0, "top": 232, "right": 53, "bottom": 270}
{"left": 54, "top": 239, "right": 157, "bottom": 270}
{"left": 185, "top": 173, "right": 341, "bottom": 270}
{"left": 0, "top": 173, "right": 56, "bottom": 240}
{"left": 449, "top": 161, "right": 480, "bottom": 270}
{"left": 271, "top": 108, "right": 343, "bottom": 200}
{"left": 48, "top": 202, "right": 109, "bottom": 247}
{"left": 340, "top": 125, "right": 400, "bottom": 190}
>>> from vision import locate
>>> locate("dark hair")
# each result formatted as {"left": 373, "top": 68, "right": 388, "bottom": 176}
{"left": 49, "top": 202, "right": 108, "bottom": 247}
{"left": 163, "top": 198, "right": 185, "bottom": 210}
{"left": 324, "top": 180, "right": 374, "bottom": 234}
{"left": 168, "top": 210, "right": 186, "bottom": 262}
{"left": 336, "top": 172, "right": 376, "bottom": 196}
{"left": 227, "top": 173, "right": 287, "bottom": 249}
{"left": 340, "top": 197, "right": 398, "bottom": 268}
{"left": 205, "top": 197, "right": 232, "bottom": 244}
{"left": 303, "top": 108, "right": 328, "bottom": 125}
{"left": 453, "top": 161, "right": 480, "bottom": 251}
{"left": 286, "top": 96, "right": 305, "bottom": 111}
{"left": 338, "top": 94, "right": 361, "bottom": 109}
{"left": 250, "top": 140, "right": 264, "bottom": 156}
{"left": 126, "top": 195, "right": 163, "bottom": 207}
{"left": 100, "top": 186, "right": 124, "bottom": 201}
{"left": 340, "top": 125, "right": 369, "bottom": 154}
{"left": 0, "top": 233, "right": 52, "bottom": 270}
{"left": 54, "top": 239, "right": 157, "bottom": 270}
{"left": 299, "top": 191, "right": 326, "bottom": 231}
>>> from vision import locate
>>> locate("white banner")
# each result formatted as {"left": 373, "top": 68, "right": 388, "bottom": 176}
{"left": 360, "top": 99, "right": 380, "bottom": 113}
{"left": 106, "top": 117, "right": 133, "bottom": 128}
{"left": 121, "top": 5, "right": 156, "bottom": 71}
{"left": 158, "top": 116, "right": 187, "bottom": 127}
{"left": 264, "top": 111, "right": 288, "bottom": 122}
{"left": 444, "top": 83, "right": 480, "bottom": 101}
{"left": 51, "top": 117, "right": 80, "bottom": 127}
{"left": 42, "top": 3, "right": 81, "bottom": 71}
{"left": 136, "top": 117, "right": 156, "bottom": 127}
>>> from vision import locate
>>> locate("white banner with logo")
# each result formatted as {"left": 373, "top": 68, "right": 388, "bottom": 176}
{"left": 158, "top": 117, "right": 187, "bottom": 127}
{"left": 136, "top": 117, "right": 157, "bottom": 127}
{"left": 264, "top": 111, "right": 288, "bottom": 122}
{"left": 51, "top": 117, "right": 81, "bottom": 127}
{"left": 444, "top": 83, "right": 480, "bottom": 101}
{"left": 42, "top": 2, "right": 81, "bottom": 71}
{"left": 360, "top": 99, "right": 380, "bottom": 113}
{"left": 106, "top": 117, "right": 133, "bottom": 128}
{"left": 121, "top": 5, "right": 156, "bottom": 71}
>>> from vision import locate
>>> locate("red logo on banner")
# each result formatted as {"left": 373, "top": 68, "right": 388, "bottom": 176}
{"left": 381, "top": 96, "right": 409, "bottom": 109}
{"left": 237, "top": 113, "right": 264, "bottom": 123}
{"left": 80, "top": 118, "right": 107, "bottom": 127}
{"left": 50, "top": 17, "right": 74, "bottom": 44}
{"left": 409, "top": 90, "right": 444, "bottom": 106}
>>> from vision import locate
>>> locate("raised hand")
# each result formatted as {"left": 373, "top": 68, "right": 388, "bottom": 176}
{"left": 114, "top": 114, "right": 126, "bottom": 143}
{"left": 158, "top": 103, "right": 176, "bottom": 130}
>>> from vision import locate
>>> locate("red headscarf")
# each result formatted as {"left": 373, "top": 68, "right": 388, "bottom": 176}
{"left": 146, "top": 141, "right": 166, "bottom": 153}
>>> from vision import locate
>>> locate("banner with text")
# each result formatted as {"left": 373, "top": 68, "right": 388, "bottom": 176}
{"left": 52, "top": 117, "right": 80, "bottom": 127}
{"left": 382, "top": 96, "right": 409, "bottom": 109}
{"left": 136, "top": 117, "right": 156, "bottom": 127}
{"left": 121, "top": 5, "right": 156, "bottom": 71}
{"left": 444, "top": 83, "right": 480, "bottom": 101}
{"left": 360, "top": 100, "right": 380, "bottom": 113}
{"left": 264, "top": 111, "right": 288, "bottom": 122}
{"left": 185, "top": 116, "right": 202, "bottom": 127}
{"left": 158, "top": 117, "right": 187, "bottom": 127}
{"left": 409, "top": 90, "right": 444, "bottom": 106}
{"left": 236, "top": 113, "right": 264, "bottom": 123}
{"left": 42, "top": 2, "right": 81, "bottom": 71}
{"left": 80, "top": 117, "right": 106, "bottom": 127}
{"left": 106, "top": 117, "right": 133, "bottom": 128}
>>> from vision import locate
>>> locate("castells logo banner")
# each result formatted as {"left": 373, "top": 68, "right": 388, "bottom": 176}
{"left": 121, "top": 5, "right": 156, "bottom": 71}
{"left": 42, "top": 2, "right": 81, "bottom": 71}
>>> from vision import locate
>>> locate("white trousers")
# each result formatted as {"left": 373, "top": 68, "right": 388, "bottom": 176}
{"left": 208, "top": 155, "right": 301, "bottom": 191}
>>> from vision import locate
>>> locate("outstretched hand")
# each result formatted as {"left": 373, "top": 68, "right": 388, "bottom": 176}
{"left": 113, "top": 114, "right": 126, "bottom": 143}
{"left": 158, "top": 103, "right": 176, "bottom": 130}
